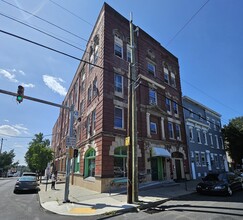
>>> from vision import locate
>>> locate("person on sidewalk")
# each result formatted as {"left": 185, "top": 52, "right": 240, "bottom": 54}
{"left": 51, "top": 172, "right": 56, "bottom": 190}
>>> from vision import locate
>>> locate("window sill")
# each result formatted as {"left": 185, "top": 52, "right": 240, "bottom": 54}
{"left": 114, "top": 127, "right": 126, "bottom": 131}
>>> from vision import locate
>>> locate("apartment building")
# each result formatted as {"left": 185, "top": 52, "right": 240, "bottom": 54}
{"left": 52, "top": 3, "right": 189, "bottom": 192}
{"left": 182, "top": 96, "right": 229, "bottom": 180}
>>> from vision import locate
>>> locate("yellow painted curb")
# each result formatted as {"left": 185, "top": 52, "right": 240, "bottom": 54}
{"left": 68, "top": 207, "right": 96, "bottom": 214}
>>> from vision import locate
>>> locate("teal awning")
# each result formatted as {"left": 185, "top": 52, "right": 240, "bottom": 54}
{"left": 151, "top": 147, "right": 171, "bottom": 158}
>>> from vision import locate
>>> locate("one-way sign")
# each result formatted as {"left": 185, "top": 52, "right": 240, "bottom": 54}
{"left": 66, "top": 136, "right": 76, "bottom": 147}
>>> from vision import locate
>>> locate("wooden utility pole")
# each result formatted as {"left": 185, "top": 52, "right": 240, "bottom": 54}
{"left": 130, "top": 13, "right": 138, "bottom": 203}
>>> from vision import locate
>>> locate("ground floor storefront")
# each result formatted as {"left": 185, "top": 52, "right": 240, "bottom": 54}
{"left": 54, "top": 135, "right": 189, "bottom": 192}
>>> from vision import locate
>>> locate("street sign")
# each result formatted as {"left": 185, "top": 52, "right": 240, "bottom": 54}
{"left": 66, "top": 136, "right": 76, "bottom": 147}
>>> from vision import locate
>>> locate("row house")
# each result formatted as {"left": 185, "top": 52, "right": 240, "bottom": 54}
{"left": 51, "top": 3, "right": 189, "bottom": 192}
{"left": 182, "top": 96, "right": 229, "bottom": 180}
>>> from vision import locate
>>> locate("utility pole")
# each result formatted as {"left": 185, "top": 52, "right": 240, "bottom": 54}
{"left": 130, "top": 13, "right": 138, "bottom": 203}
{"left": 0, "top": 138, "right": 7, "bottom": 154}
{"left": 127, "top": 63, "right": 132, "bottom": 204}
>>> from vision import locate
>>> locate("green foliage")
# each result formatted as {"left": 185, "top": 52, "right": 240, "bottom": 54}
{"left": 25, "top": 133, "right": 53, "bottom": 174}
{"left": 222, "top": 116, "right": 243, "bottom": 166}
{"left": 0, "top": 149, "right": 16, "bottom": 171}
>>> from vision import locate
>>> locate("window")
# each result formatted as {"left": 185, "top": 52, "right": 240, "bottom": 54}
{"left": 149, "top": 89, "right": 157, "bottom": 105}
{"left": 147, "top": 62, "right": 155, "bottom": 75}
{"left": 195, "top": 152, "right": 200, "bottom": 166}
{"left": 81, "top": 67, "right": 86, "bottom": 91}
{"left": 173, "top": 102, "right": 178, "bottom": 116}
{"left": 220, "top": 137, "right": 224, "bottom": 149}
{"left": 150, "top": 122, "right": 157, "bottom": 134}
{"left": 168, "top": 122, "right": 174, "bottom": 139}
{"left": 114, "top": 35, "right": 123, "bottom": 58}
{"left": 84, "top": 148, "right": 96, "bottom": 178}
{"left": 212, "top": 119, "right": 216, "bottom": 130}
{"left": 74, "top": 150, "right": 80, "bottom": 173}
{"left": 166, "top": 98, "right": 171, "bottom": 113}
{"left": 80, "top": 100, "right": 84, "bottom": 116}
{"left": 215, "top": 135, "right": 219, "bottom": 148}
{"left": 189, "top": 127, "right": 194, "bottom": 141}
{"left": 214, "top": 154, "right": 219, "bottom": 168}
{"left": 91, "top": 110, "right": 96, "bottom": 136}
{"left": 209, "top": 133, "right": 213, "bottom": 146}
{"left": 175, "top": 124, "right": 181, "bottom": 140}
{"left": 114, "top": 74, "right": 123, "bottom": 95}
{"left": 197, "top": 130, "right": 201, "bottom": 144}
{"left": 114, "top": 146, "right": 127, "bottom": 177}
{"left": 201, "top": 152, "right": 206, "bottom": 166}
{"left": 170, "top": 72, "right": 176, "bottom": 87}
{"left": 203, "top": 131, "right": 208, "bottom": 145}
{"left": 86, "top": 115, "right": 91, "bottom": 138}
{"left": 164, "top": 67, "right": 169, "bottom": 84}
{"left": 114, "top": 107, "right": 123, "bottom": 129}
{"left": 127, "top": 44, "right": 131, "bottom": 62}
{"left": 87, "top": 85, "right": 92, "bottom": 103}
{"left": 93, "top": 77, "right": 98, "bottom": 97}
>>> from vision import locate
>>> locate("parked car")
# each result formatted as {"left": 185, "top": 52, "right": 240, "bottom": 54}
{"left": 13, "top": 176, "right": 39, "bottom": 193}
{"left": 196, "top": 172, "right": 243, "bottom": 196}
{"left": 22, "top": 172, "right": 37, "bottom": 177}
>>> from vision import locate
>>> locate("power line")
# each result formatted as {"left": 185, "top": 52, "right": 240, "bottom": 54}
{"left": 1, "top": 0, "right": 88, "bottom": 42}
{"left": 48, "top": 0, "right": 93, "bottom": 27}
{"left": 0, "top": 12, "right": 86, "bottom": 53}
{"left": 0, "top": 28, "right": 229, "bottom": 128}
{"left": 166, "top": 0, "right": 211, "bottom": 46}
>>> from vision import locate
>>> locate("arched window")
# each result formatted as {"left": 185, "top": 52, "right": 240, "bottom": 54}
{"left": 114, "top": 146, "right": 127, "bottom": 177}
{"left": 84, "top": 148, "right": 96, "bottom": 178}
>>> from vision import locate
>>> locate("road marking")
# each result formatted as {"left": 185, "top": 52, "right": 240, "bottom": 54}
{"left": 68, "top": 207, "right": 96, "bottom": 214}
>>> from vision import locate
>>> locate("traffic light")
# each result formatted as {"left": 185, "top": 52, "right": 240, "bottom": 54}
{"left": 16, "top": 85, "right": 24, "bottom": 103}
{"left": 73, "top": 149, "right": 78, "bottom": 158}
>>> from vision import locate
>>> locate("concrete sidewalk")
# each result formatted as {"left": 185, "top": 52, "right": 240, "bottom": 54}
{"left": 38, "top": 179, "right": 199, "bottom": 217}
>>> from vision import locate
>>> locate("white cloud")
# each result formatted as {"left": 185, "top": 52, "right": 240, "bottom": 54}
{"left": 4, "top": 119, "right": 9, "bottom": 123}
{"left": 0, "top": 68, "right": 18, "bottom": 83}
{"left": 0, "top": 124, "right": 30, "bottom": 136}
{"left": 0, "top": 125, "right": 21, "bottom": 136}
{"left": 19, "top": 70, "right": 26, "bottom": 76}
{"left": 42, "top": 75, "right": 67, "bottom": 96}
{"left": 22, "top": 83, "right": 35, "bottom": 88}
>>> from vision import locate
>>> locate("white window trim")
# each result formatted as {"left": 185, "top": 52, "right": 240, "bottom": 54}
{"left": 114, "top": 74, "right": 123, "bottom": 97}
{"left": 114, "top": 36, "right": 123, "bottom": 59}
{"left": 168, "top": 122, "right": 174, "bottom": 139}
{"left": 150, "top": 122, "right": 157, "bottom": 134}
{"left": 114, "top": 106, "right": 124, "bottom": 129}
{"left": 149, "top": 89, "right": 157, "bottom": 105}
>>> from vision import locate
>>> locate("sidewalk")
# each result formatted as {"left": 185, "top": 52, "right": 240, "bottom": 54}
{"left": 38, "top": 179, "right": 199, "bottom": 217}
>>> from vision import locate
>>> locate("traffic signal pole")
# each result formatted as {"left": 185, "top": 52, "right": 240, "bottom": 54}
{"left": 0, "top": 88, "right": 74, "bottom": 202}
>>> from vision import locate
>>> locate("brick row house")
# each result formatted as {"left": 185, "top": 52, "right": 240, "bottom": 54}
{"left": 183, "top": 96, "right": 229, "bottom": 180}
{"left": 51, "top": 3, "right": 189, "bottom": 192}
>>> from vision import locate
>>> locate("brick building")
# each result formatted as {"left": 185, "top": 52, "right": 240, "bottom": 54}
{"left": 52, "top": 3, "right": 189, "bottom": 192}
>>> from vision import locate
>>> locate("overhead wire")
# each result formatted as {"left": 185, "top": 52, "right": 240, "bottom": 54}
{"left": 1, "top": 0, "right": 88, "bottom": 43}
{"left": 166, "top": 0, "right": 211, "bottom": 46}
{"left": 48, "top": 0, "right": 93, "bottom": 26}
{"left": 0, "top": 12, "right": 86, "bottom": 53}
{"left": 0, "top": 28, "right": 225, "bottom": 129}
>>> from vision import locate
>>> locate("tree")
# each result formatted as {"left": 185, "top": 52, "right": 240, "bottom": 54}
{"left": 0, "top": 149, "right": 16, "bottom": 172}
{"left": 222, "top": 117, "right": 243, "bottom": 168}
{"left": 25, "top": 133, "right": 53, "bottom": 175}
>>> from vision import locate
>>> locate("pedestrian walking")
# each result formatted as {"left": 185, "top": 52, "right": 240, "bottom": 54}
{"left": 51, "top": 172, "right": 56, "bottom": 190}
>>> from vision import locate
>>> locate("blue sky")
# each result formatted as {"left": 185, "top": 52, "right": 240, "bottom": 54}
{"left": 0, "top": 0, "right": 242, "bottom": 165}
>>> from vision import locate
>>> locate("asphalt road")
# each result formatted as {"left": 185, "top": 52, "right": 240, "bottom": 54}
{"left": 107, "top": 190, "right": 243, "bottom": 220}
{"left": 0, "top": 178, "right": 96, "bottom": 220}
